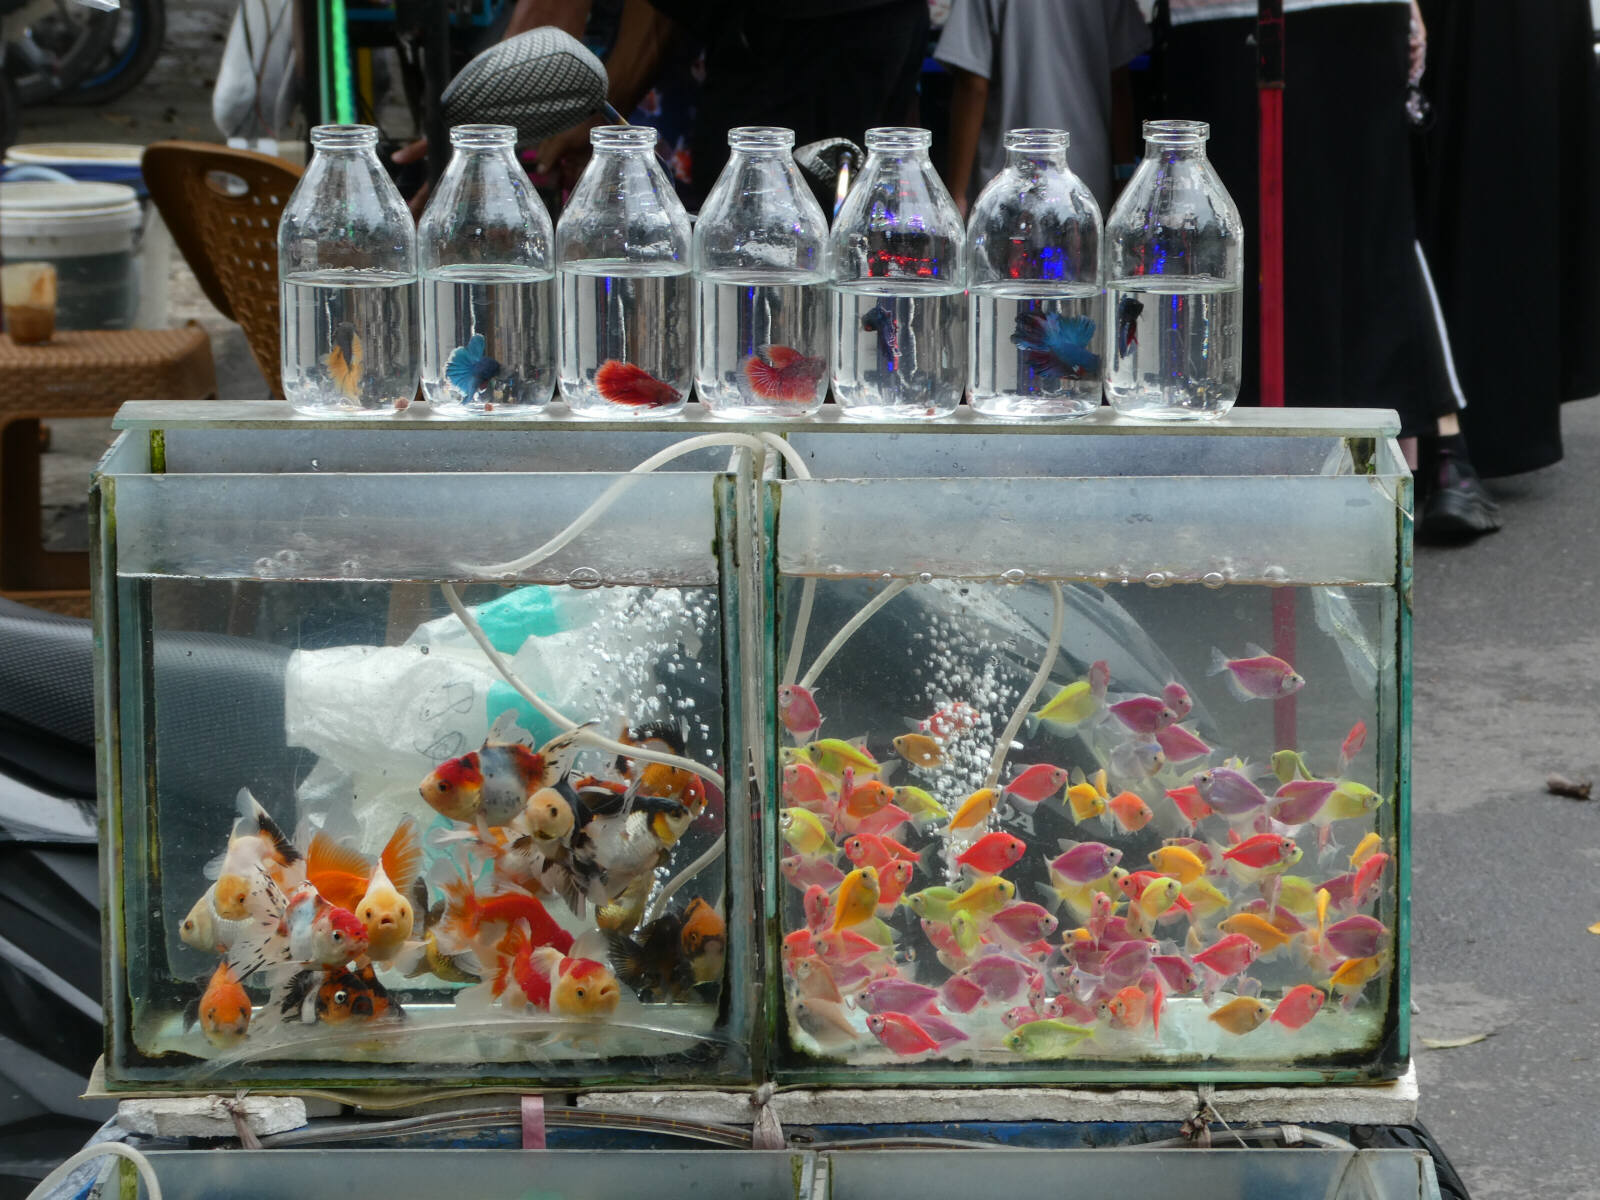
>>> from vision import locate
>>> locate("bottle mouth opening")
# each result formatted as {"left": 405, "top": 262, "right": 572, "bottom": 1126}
{"left": 1143, "top": 119, "right": 1209, "bottom": 146}
{"left": 310, "top": 124, "right": 379, "bottom": 149}
{"left": 1005, "top": 128, "right": 1070, "bottom": 153}
{"left": 591, "top": 125, "right": 660, "bottom": 150}
{"left": 449, "top": 123, "right": 517, "bottom": 148}
{"left": 865, "top": 126, "right": 933, "bottom": 152}
{"left": 728, "top": 125, "right": 795, "bottom": 151}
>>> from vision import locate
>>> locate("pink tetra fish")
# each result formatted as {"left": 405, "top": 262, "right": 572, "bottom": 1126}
{"left": 1003, "top": 763, "right": 1070, "bottom": 805}
{"left": 780, "top": 854, "right": 846, "bottom": 891}
{"left": 1271, "top": 779, "right": 1338, "bottom": 825}
{"left": 1107, "top": 695, "right": 1178, "bottom": 734}
{"left": 939, "top": 972, "right": 987, "bottom": 1013}
{"left": 989, "top": 902, "right": 1058, "bottom": 944}
{"left": 1209, "top": 644, "right": 1306, "bottom": 700}
{"left": 1221, "top": 833, "right": 1300, "bottom": 870}
{"left": 1192, "top": 933, "right": 1259, "bottom": 978}
{"left": 1050, "top": 841, "right": 1122, "bottom": 883}
{"left": 865, "top": 1011, "right": 941, "bottom": 1056}
{"left": 962, "top": 955, "right": 1038, "bottom": 1003}
{"left": 857, "top": 978, "right": 941, "bottom": 1015}
{"left": 1162, "top": 683, "right": 1193, "bottom": 719}
{"left": 917, "top": 1014, "right": 970, "bottom": 1048}
{"left": 1155, "top": 723, "right": 1212, "bottom": 765}
{"left": 777, "top": 684, "right": 823, "bottom": 737}
{"left": 1270, "top": 984, "right": 1326, "bottom": 1030}
{"left": 1322, "top": 915, "right": 1390, "bottom": 959}
{"left": 1338, "top": 720, "right": 1368, "bottom": 772}
{"left": 781, "top": 763, "right": 832, "bottom": 814}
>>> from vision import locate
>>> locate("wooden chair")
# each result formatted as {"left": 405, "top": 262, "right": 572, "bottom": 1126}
{"left": 141, "top": 141, "right": 303, "bottom": 398}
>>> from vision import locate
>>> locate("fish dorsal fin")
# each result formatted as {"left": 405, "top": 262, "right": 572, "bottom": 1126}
{"left": 537, "top": 721, "right": 596, "bottom": 784}
{"left": 308, "top": 830, "right": 371, "bottom": 881}
{"left": 380, "top": 815, "right": 424, "bottom": 892}
{"left": 529, "top": 944, "right": 564, "bottom": 978}
{"left": 1057, "top": 838, "right": 1084, "bottom": 854}
{"left": 488, "top": 708, "right": 533, "bottom": 747}
{"left": 1244, "top": 642, "right": 1273, "bottom": 660}
{"left": 571, "top": 928, "right": 608, "bottom": 961}
{"left": 240, "top": 790, "right": 302, "bottom": 865}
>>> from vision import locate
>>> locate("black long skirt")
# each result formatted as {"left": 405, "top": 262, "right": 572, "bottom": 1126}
{"left": 1159, "top": 5, "right": 1449, "bottom": 436}
{"left": 1414, "top": 0, "right": 1599, "bottom": 477}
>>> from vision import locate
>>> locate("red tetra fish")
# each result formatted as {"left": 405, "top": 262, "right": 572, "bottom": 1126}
{"left": 595, "top": 359, "right": 680, "bottom": 407}
{"left": 865, "top": 1011, "right": 941, "bottom": 1056}
{"left": 955, "top": 831, "right": 1027, "bottom": 876}
{"left": 744, "top": 345, "right": 827, "bottom": 402}
{"left": 1221, "top": 833, "right": 1300, "bottom": 870}
{"left": 1270, "top": 984, "right": 1326, "bottom": 1030}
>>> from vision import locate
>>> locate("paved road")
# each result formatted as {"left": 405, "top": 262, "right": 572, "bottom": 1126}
{"left": 1410, "top": 395, "right": 1600, "bottom": 1199}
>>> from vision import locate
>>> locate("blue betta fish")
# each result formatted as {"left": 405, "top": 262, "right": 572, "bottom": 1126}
{"left": 860, "top": 302, "right": 900, "bottom": 371}
{"left": 1010, "top": 311, "right": 1101, "bottom": 380}
{"left": 446, "top": 334, "right": 502, "bottom": 397}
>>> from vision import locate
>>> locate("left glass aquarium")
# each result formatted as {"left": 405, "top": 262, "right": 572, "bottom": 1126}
{"left": 91, "top": 408, "right": 760, "bottom": 1090}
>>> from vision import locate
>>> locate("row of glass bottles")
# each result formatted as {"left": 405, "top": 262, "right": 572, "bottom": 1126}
{"left": 278, "top": 120, "right": 1242, "bottom": 420}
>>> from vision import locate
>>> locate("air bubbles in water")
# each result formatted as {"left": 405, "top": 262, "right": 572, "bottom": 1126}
{"left": 1000, "top": 568, "right": 1027, "bottom": 585}
{"left": 1145, "top": 572, "right": 1167, "bottom": 588}
{"left": 917, "top": 572, "right": 934, "bottom": 584}
{"left": 1263, "top": 564, "right": 1290, "bottom": 585}
{"left": 568, "top": 566, "right": 603, "bottom": 589}
{"left": 1202, "top": 571, "right": 1226, "bottom": 589}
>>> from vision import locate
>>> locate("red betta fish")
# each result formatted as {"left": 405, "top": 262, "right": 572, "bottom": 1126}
{"left": 744, "top": 345, "right": 826, "bottom": 402}
{"left": 594, "top": 360, "right": 681, "bottom": 407}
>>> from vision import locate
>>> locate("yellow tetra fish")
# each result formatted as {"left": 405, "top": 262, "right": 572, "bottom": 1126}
{"left": 1348, "top": 832, "right": 1385, "bottom": 868}
{"left": 951, "top": 788, "right": 999, "bottom": 831}
{"left": 1219, "top": 912, "right": 1295, "bottom": 954}
{"left": 949, "top": 875, "right": 1015, "bottom": 919}
{"left": 1180, "top": 877, "right": 1231, "bottom": 923}
{"left": 1328, "top": 953, "right": 1386, "bottom": 1003}
{"left": 1148, "top": 845, "right": 1206, "bottom": 885}
{"left": 781, "top": 807, "right": 837, "bottom": 856}
{"left": 805, "top": 738, "right": 880, "bottom": 779}
{"left": 831, "top": 867, "right": 881, "bottom": 931}
{"left": 1065, "top": 767, "right": 1110, "bottom": 823}
{"left": 1209, "top": 996, "right": 1272, "bottom": 1035}
{"left": 892, "top": 733, "right": 946, "bottom": 768}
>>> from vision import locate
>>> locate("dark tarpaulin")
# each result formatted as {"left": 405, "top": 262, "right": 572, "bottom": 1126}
{"left": 1414, "top": 0, "right": 1600, "bottom": 478}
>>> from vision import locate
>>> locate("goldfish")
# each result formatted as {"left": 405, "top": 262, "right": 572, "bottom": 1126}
{"left": 955, "top": 831, "right": 1027, "bottom": 876}
{"left": 1050, "top": 841, "right": 1122, "bottom": 884}
{"left": 306, "top": 818, "right": 423, "bottom": 961}
{"left": 1003, "top": 1018, "right": 1095, "bottom": 1057}
{"left": 948, "top": 876, "right": 1016, "bottom": 919}
{"left": 1032, "top": 661, "right": 1110, "bottom": 731}
{"left": 1155, "top": 723, "right": 1212, "bottom": 765}
{"left": 281, "top": 962, "right": 400, "bottom": 1025}
{"left": 1004, "top": 763, "right": 1070, "bottom": 805}
{"left": 562, "top": 793, "right": 696, "bottom": 907}
{"left": 1209, "top": 645, "right": 1305, "bottom": 700}
{"left": 1011, "top": 310, "right": 1101, "bottom": 380}
{"left": 522, "top": 786, "right": 577, "bottom": 841}
{"left": 180, "top": 888, "right": 249, "bottom": 953}
{"left": 323, "top": 322, "right": 364, "bottom": 399}
{"left": 228, "top": 877, "right": 368, "bottom": 978}
{"left": 782, "top": 807, "right": 837, "bottom": 856}
{"left": 866, "top": 1011, "right": 940, "bottom": 1056}
{"left": 913, "top": 701, "right": 982, "bottom": 737}
{"left": 1271, "top": 984, "right": 1326, "bottom": 1030}
{"left": 1165, "top": 784, "right": 1214, "bottom": 830}
{"left": 420, "top": 718, "right": 588, "bottom": 830}
{"left": 1108, "top": 790, "right": 1154, "bottom": 833}
{"left": 831, "top": 867, "right": 881, "bottom": 931}
{"left": 1222, "top": 834, "right": 1300, "bottom": 870}
{"left": 777, "top": 684, "right": 823, "bottom": 737}
{"left": 950, "top": 787, "right": 1000, "bottom": 830}
{"left": 594, "top": 359, "right": 680, "bottom": 407}
{"left": 1162, "top": 683, "right": 1193, "bottom": 718}
{"left": 679, "top": 898, "right": 726, "bottom": 984}
{"left": 1348, "top": 832, "right": 1384, "bottom": 868}
{"left": 530, "top": 944, "right": 622, "bottom": 1017}
{"left": 208, "top": 789, "right": 303, "bottom": 920}
{"left": 615, "top": 721, "right": 700, "bottom": 801}
{"left": 434, "top": 870, "right": 574, "bottom": 958}
{"left": 1148, "top": 845, "right": 1206, "bottom": 885}
{"left": 1208, "top": 996, "right": 1272, "bottom": 1035}
{"left": 744, "top": 344, "right": 827, "bottom": 401}
{"left": 1219, "top": 912, "right": 1295, "bottom": 953}
{"left": 804, "top": 738, "right": 880, "bottom": 778}
{"left": 875, "top": 858, "right": 917, "bottom": 910}
{"left": 606, "top": 911, "right": 697, "bottom": 1002}
{"left": 1104, "top": 985, "right": 1148, "bottom": 1030}
{"left": 892, "top": 732, "right": 946, "bottom": 768}
{"left": 189, "top": 962, "right": 252, "bottom": 1047}
{"left": 1338, "top": 720, "right": 1368, "bottom": 771}
{"left": 906, "top": 886, "right": 960, "bottom": 923}
{"left": 894, "top": 786, "right": 950, "bottom": 825}
{"left": 1107, "top": 695, "right": 1178, "bottom": 734}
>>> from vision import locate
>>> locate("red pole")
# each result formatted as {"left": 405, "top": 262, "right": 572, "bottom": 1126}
{"left": 1258, "top": 0, "right": 1296, "bottom": 749}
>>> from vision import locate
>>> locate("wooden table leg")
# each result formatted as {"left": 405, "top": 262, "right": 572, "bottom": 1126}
{"left": 0, "top": 414, "right": 90, "bottom": 594}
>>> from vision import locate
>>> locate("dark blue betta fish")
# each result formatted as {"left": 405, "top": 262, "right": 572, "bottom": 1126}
{"left": 446, "top": 333, "right": 502, "bottom": 397}
{"left": 860, "top": 301, "right": 900, "bottom": 371}
{"left": 1010, "top": 311, "right": 1101, "bottom": 380}
{"left": 1114, "top": 295, "right": 1145, "bottom": 361}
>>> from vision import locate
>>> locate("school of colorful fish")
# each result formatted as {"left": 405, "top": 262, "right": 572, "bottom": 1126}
{"left": 178, "top": 713, "right": 724, "bottom": 1052}
{"left": 778, "top": 643, "right": 1393, "bottom": 1062}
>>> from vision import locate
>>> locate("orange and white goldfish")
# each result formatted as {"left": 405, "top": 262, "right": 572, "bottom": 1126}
{"left": 227, "top": 877, "right": 369, "bottom": 978}
{"left": 305, "top": 817, "right": 424, "bottom": 962}
{"left": 209, "top": 789, "right": 303, "bottom": 920}
{"left": 531, "top": 945, "right": 622, "bottom": 1017}
{"left": 189, "top": 962, "right": 252, "bottom": 1047}
{"left": 419, "top": 716, "right": 588, "bottom": 830}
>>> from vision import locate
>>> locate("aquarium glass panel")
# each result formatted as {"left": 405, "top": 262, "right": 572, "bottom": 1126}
{"left": 770, "top": 437, "right": 1409, "bottom": 1084}
{"left": 95, "top": 431, "right": 752, "bottom": 1089}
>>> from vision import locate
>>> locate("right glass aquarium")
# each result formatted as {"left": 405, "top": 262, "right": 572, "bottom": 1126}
{"left": 767, "top": 414, "right": 1411, "bottom": 1084}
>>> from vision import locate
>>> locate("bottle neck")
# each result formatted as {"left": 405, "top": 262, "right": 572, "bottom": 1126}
{"left": 1006, "top": 148, "right": 1068, "bottom": 173}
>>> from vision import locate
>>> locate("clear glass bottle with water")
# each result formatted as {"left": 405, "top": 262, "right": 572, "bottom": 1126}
{"left": 418, "top": 124, "right": 555, "bottom": 413}
{"left": 1104, "top": 119, "right": 1244, "bottom": 419}
{"left": 967, "top": 128, "right": 1104, "bottom": 420}
{"left": 829, "top": 127, "right": 967, "bottom": 420}
{"left": 694, "top": 126, "right": 830, "bottom": 418}
{"left": 278, "top": 124, "right": 418, "bottom": 414}
{"left": 556, "top": 125, "right": 693, "bottom": 417}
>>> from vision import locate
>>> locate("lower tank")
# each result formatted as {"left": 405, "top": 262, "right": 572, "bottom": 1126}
{"left": 774, "top": 575, "right": 1401, "bottom": 1076}
{"left": 116, "top": 576, "right": 732, "bottom": 1078}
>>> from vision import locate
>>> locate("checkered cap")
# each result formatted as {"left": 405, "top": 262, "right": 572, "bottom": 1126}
{"left": 442, "top": 27, "right": 609, "bottom": 146}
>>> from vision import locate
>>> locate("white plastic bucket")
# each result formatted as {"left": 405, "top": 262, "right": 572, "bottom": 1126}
{"left": 0, "top": 180, "right": 142, "bottom": 331}
{"left": 4, "top": 143, "right": 173, "bottom": 328}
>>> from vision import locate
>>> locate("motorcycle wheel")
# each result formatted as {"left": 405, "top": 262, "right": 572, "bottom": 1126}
{"left": 58, "top": 0, "right": 163, "bottom": 106}
{"left": 4, "top": 0, "right": 117, "bottom": 105}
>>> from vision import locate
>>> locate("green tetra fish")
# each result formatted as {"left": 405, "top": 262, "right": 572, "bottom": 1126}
{"left": 1003, "top": 1019, "right": 1096, "bottom": 1058}
{"left": 907, "top": 886, "right": 960, "bottom": 923}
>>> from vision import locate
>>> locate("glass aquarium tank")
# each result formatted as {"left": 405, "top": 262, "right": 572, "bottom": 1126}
{"left": 767, "top": 416, "right": 1411, "bottom": 1084}
{"left": 91, "top": 411, "right": 758, "bottom": 1089}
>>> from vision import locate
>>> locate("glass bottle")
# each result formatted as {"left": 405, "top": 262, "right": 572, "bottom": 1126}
{"left": 556, "top": 125, "right": 693, "bottom": 417}
{"left": 1104, "top": 119, "right": 1244, "bottom": 419}
{"left": 418, "top": 124, "right": 556, "bottom": 413}
{"left": 829, "top": 126, "right": 967, "bottom": 420}
{"left": 278, "top": 124, "right": 418, "bottom": 414}
{"left": 967, "top": 128, "right": 1104, "bottom": 420}
{"left": 694, "top": 126, "right": 830, "bottom": 418}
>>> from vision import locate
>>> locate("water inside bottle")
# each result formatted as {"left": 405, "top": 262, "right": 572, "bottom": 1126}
{"left": 970, "top": 282, "right": 1104, "bottom": 419}
{"left": 831, "top": 280, "right": 968, "bottom": 420}
{"left": 695, "top": 270, "right": 829, "bottom": 417}
{"left": 279, "top": 270, "right": 419, "bottom": 414}
{"left": 1104, "top": 278, "right": 1242, "bottom": 420}
{"left": 558, "top": 261, "right": 693, "bottom": 417}
{"left": 420, "top": 264, "right": 556, "bottom": 413}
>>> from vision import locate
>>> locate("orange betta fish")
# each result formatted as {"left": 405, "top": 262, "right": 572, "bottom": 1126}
{"left": 594, "top": 359, "right": 680, "bottom": 408}
{"left": 419, "top": 714, "right": 589, "bottom": 830}
{"left": 189, "top": 962, "right": 252, "bottom": 1048}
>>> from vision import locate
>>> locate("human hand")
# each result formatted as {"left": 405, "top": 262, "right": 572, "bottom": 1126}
{"left": 392, "top": 138, "right": 431, "bottom": 218}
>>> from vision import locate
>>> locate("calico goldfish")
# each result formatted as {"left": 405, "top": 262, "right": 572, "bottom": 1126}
{"left": 210, "top": 789, "right": 303, "bottom": 920}
{"left": 1208, "top": 996, "right": 1272, "bottom": 1035}
{"left": 615, "top": 721, "right": 700, "bottom": 802}
{"left": 190, "top": 962, "right": 252, "bottom": 1047}
{"left": 892, "top": 732, "right": 946, "bottom": 768}
{"left": 228, "top": 877, "right": 368, "bottom": 978}
{"left": 1209, "top": 645, "right": 1305, "bottom": 700}
{"left": 777, "top": 684, "right": 823, "bottom": 737}
{"left": 281, "top": 962, "right": 400, "bottom": 1025}
{"left": 420, "top": 718, "right": 588, "bottom": 829}
{"left": 180, "top": 888, "right": 249, "bottom": 953}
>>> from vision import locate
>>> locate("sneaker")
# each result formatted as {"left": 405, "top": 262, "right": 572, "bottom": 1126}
{"left": 1418, "top": 447, "right": 1502, "bottom": 542}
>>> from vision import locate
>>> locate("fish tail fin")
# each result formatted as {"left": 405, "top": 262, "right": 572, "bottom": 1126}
{"left": 1034, "top": 880, "right": 1065, "bottom": 915}
{"left": 381, "top": 815, "right": 425, "bottom": 893}
{"left": 595, "top": 360, "right": 680, "bottom": 407}
{"left": 1207, "top": 647, "right": 1231, "bottom": 678}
